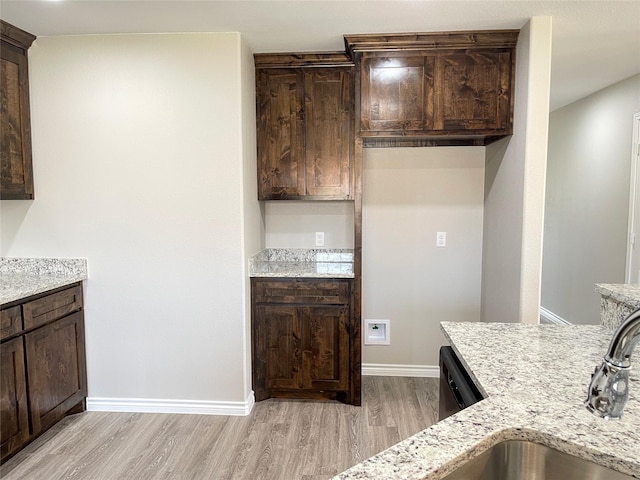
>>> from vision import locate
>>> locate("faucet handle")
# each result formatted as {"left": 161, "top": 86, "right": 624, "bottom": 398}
{"left": 585, "top": 359, "right": 630, "bottom": 419}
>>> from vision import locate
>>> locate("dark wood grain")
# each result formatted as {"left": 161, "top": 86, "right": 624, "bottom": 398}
{"left": 360, "top": 54, "right": 435, "bottom": 132}
{"left": 254, "top": 51, "right": 353, "bottom": 68}
{"left": 252, "top": 278, "right": 355, "bottom": 403}
{"left": 344, "top": 30, "right": 519, "bottom": 56}
{"left": 0, "top": 336, "right": 29, "bottom": 460}
{"left": 349, "top": 30, "right": 517, "bottom": 145}
{"left": 304, "top": 68, "right": 352, "bottom": 197}
{"left": 24, "top": 311, "right": 87, "bottom": 436}
{"left": 22, "top": 284, "right": 83, "bottom": 331}
{"left": 0, "top": 20, "right": 35, "bottom": 200}
{"left": 0, "top": 306, "right": 22, "bottom": 341}
{"left": 0, "top": 284, "right": 87, "bottom": 464}
{"left": 253, "top": 278, "right": 350, "bottom": 304}
{"left": 256, "top": 68, "right": 306, "bottom": 199}
{"left": 255, "top": 54, "right": 354, "bottom": 200}
{"left": 303, "top": 305, "right": 349, "bottom": 391}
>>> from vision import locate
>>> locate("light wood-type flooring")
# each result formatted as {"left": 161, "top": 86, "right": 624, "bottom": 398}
{"left": 1, "top": 376, "right": 439, "bottom": 480}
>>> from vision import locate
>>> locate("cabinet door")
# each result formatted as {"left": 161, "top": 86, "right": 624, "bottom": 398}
{"left": 436, "top": 50, "right": 513, "bottom": 133}
{"left": 0, "top": 40, "right": 34, "bottom": 200}
{"left": 304, "top": 68, "right": 352, "bottom": 198}
{"left": 360, "top": 54, "right": 435, "bottom": 132}
{"left": 24, "top": 311, "right": 87, "bottom": 435}
{"left": 302, "top": 306, "right": 349, "bottom": 391}
{"left": 254, "top": 305, "right": 303, "bottom": 392}
{"left": 256, "top": 69, "right": 305, "bottom": 199}
{"left": 0, "top": 336, "right": 29, "bottom": 461}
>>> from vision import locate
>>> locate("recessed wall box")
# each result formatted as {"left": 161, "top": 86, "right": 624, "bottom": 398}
{"left": 364, "top": 319, "right": 390, "bottom": 345}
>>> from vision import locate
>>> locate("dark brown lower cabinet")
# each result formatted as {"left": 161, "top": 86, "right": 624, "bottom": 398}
{"left": 0, "top": 283, "right": 87, "bottom": 463}
{"left": 0, "top": 336, "right": 29, "bottom": 460}
{"left": 252, "top": 278, "right": 356, "bottom": 404}
{"left": 25, "top": 311, "right": 87, "bottom": 436}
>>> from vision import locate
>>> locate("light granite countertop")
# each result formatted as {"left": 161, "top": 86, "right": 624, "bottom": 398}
{"left": 596, "top": 283, "right": 640, "bottom": 309}
{"left": 0, "top": 258, "right": 88, "bottom": 305}
{"left": 334, "top": 322, "right": 640, "bottom": 479}
{"left": 249, "top": 248, "right": 354, "bottom": 278}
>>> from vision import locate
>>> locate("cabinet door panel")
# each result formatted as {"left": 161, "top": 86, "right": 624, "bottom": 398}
{"left": 0, "top": 42, "right": 33, "bottom": 200}
{"left": 25, "top": 311, "right": 87, "bottom": 435}
{"left": 437, "top": 51, "right": 512, "bottom": 132}
{"left": 255, "top": 305, "right": 302, "bottom": 390}
{"left": 256, "top": 69, "right": 305, "bottom": 199}
{"left": 302, "top": 306, "right": 349, "bottom": 391}
{"left": 304, "top": 69, "right": 352, "bottom": 197}
{"left": 361, "top": 55, "right": 435, "bottom": 132}
{"left": 0, "top": 336, "right": 29, "bottom": 460}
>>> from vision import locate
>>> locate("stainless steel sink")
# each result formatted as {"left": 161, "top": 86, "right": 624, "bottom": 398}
{"left": 441, "top": 440, "right": 634, "bottom": 480}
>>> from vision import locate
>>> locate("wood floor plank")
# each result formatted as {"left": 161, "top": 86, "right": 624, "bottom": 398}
{"left": 0, "top": 376, "right": 440, "bottom": 480}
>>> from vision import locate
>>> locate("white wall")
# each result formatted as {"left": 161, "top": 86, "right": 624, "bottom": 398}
{"left": 542, "top": 74, "right": 640, "bottom": 325}
{"left": 0, "top": 33, "right": 262, "bottom": 412}
{"left": 481, "top": 17, "right": 552, "bottom": 324}
{"left": 264, "top": 201, "right": 354, "bottom": 249}
{"left": 362, "top": 147, "right": 485, "bottom": 369}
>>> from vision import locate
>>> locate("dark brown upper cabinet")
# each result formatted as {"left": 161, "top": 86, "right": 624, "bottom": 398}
{"left": 255, "top": 53, "right": 354, "bottom": 200}
{"left": 345, "top": 30, "right": 519, "bottom": 147}
{"left": 1, "top": 20, "right": 36, "bottom": 200}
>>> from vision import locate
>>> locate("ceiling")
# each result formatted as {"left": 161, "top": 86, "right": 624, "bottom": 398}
{"left": 1, "top": 1, "right": 639, "bottom": 111}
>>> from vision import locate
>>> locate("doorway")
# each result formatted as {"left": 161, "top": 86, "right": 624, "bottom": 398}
{"left": 626, "top": 112, "right": 640, "bottom": 284}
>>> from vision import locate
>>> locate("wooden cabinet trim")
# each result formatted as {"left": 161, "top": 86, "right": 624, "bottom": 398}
{"left": 0, "top": 306, "right": 23, "bottom": 341}
{"left": 344, "top": 30, "right": 519, "bottom": 56}
{"left": 254, "top": 51, "right": 353, "bottom": 68}
{"left": 0, "top": 20, "right": 36, "bottom": 50}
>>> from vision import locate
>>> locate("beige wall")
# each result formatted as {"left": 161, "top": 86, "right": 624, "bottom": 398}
{"left": 362, "top": 147, "right": 485, "bottom": 368}
{"left": 264, "top": 201, "right": 354, "bottom": 249}
{"left": 0, "top": 33, "right": 262, "bottom": 412}
{"left": 240, "top": 38, "right": 265, "bottom": 400}
{"left": 481, "top": 17, "right": 552, "bottom": 324}
{"left": 542, "top": 74, "right": 640, "bottom": 325}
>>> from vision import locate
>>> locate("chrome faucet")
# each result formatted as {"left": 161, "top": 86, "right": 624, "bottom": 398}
{"left": 586, "top": 308, "right": 640, "bottom": 419}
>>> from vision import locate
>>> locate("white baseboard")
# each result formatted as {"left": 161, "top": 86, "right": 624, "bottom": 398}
{"left": 539, "top": 307, "right": 572, "bottom": 326}
{"left": 87, "top": 391, "right": 255, "bottom": 416}
{"left": 362, "top": 363, "right": 439, "bottom": 378}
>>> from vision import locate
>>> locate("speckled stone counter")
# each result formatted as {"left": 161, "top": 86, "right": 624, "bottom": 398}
{"left": 596, "top": 284, "right": 640, "bottom": 329}
{"left": 0, "top": 258, "right": 88, "bottom": 305}
{"left": 334, "top": 322, "right": 640, "bottom": 479}
{"left": 249, "top": 248, "right": 354, "bottom": 278}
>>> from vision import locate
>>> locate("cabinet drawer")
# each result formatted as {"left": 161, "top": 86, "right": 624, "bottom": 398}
{"left": 253, "top": 279, "right": 350, "bottom": 305}
{"left": 23, "top": 285, "right": 83, "bottom": 331}
{"left": 0, "top": 305, "right": 23, "bottom": 340}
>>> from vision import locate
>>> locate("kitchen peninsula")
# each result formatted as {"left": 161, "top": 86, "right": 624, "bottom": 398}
{"left": 335, "top": 321, "right": 640, "bottom": 479}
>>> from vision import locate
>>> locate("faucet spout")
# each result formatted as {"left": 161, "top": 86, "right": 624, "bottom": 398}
{"left": 585, "top": 308, "right": 640, "bottom": 419}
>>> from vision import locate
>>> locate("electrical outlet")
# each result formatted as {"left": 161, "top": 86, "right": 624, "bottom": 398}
{"left": 436, "top": 231, "right": 447, "bottom": 247}
{"left": 315, "top": 231, "right": 325, "bottom": 247}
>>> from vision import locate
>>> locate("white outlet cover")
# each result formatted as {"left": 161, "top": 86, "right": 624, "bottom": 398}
{"left": 364, "top": 319, "right": 390, "bottom": 345}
